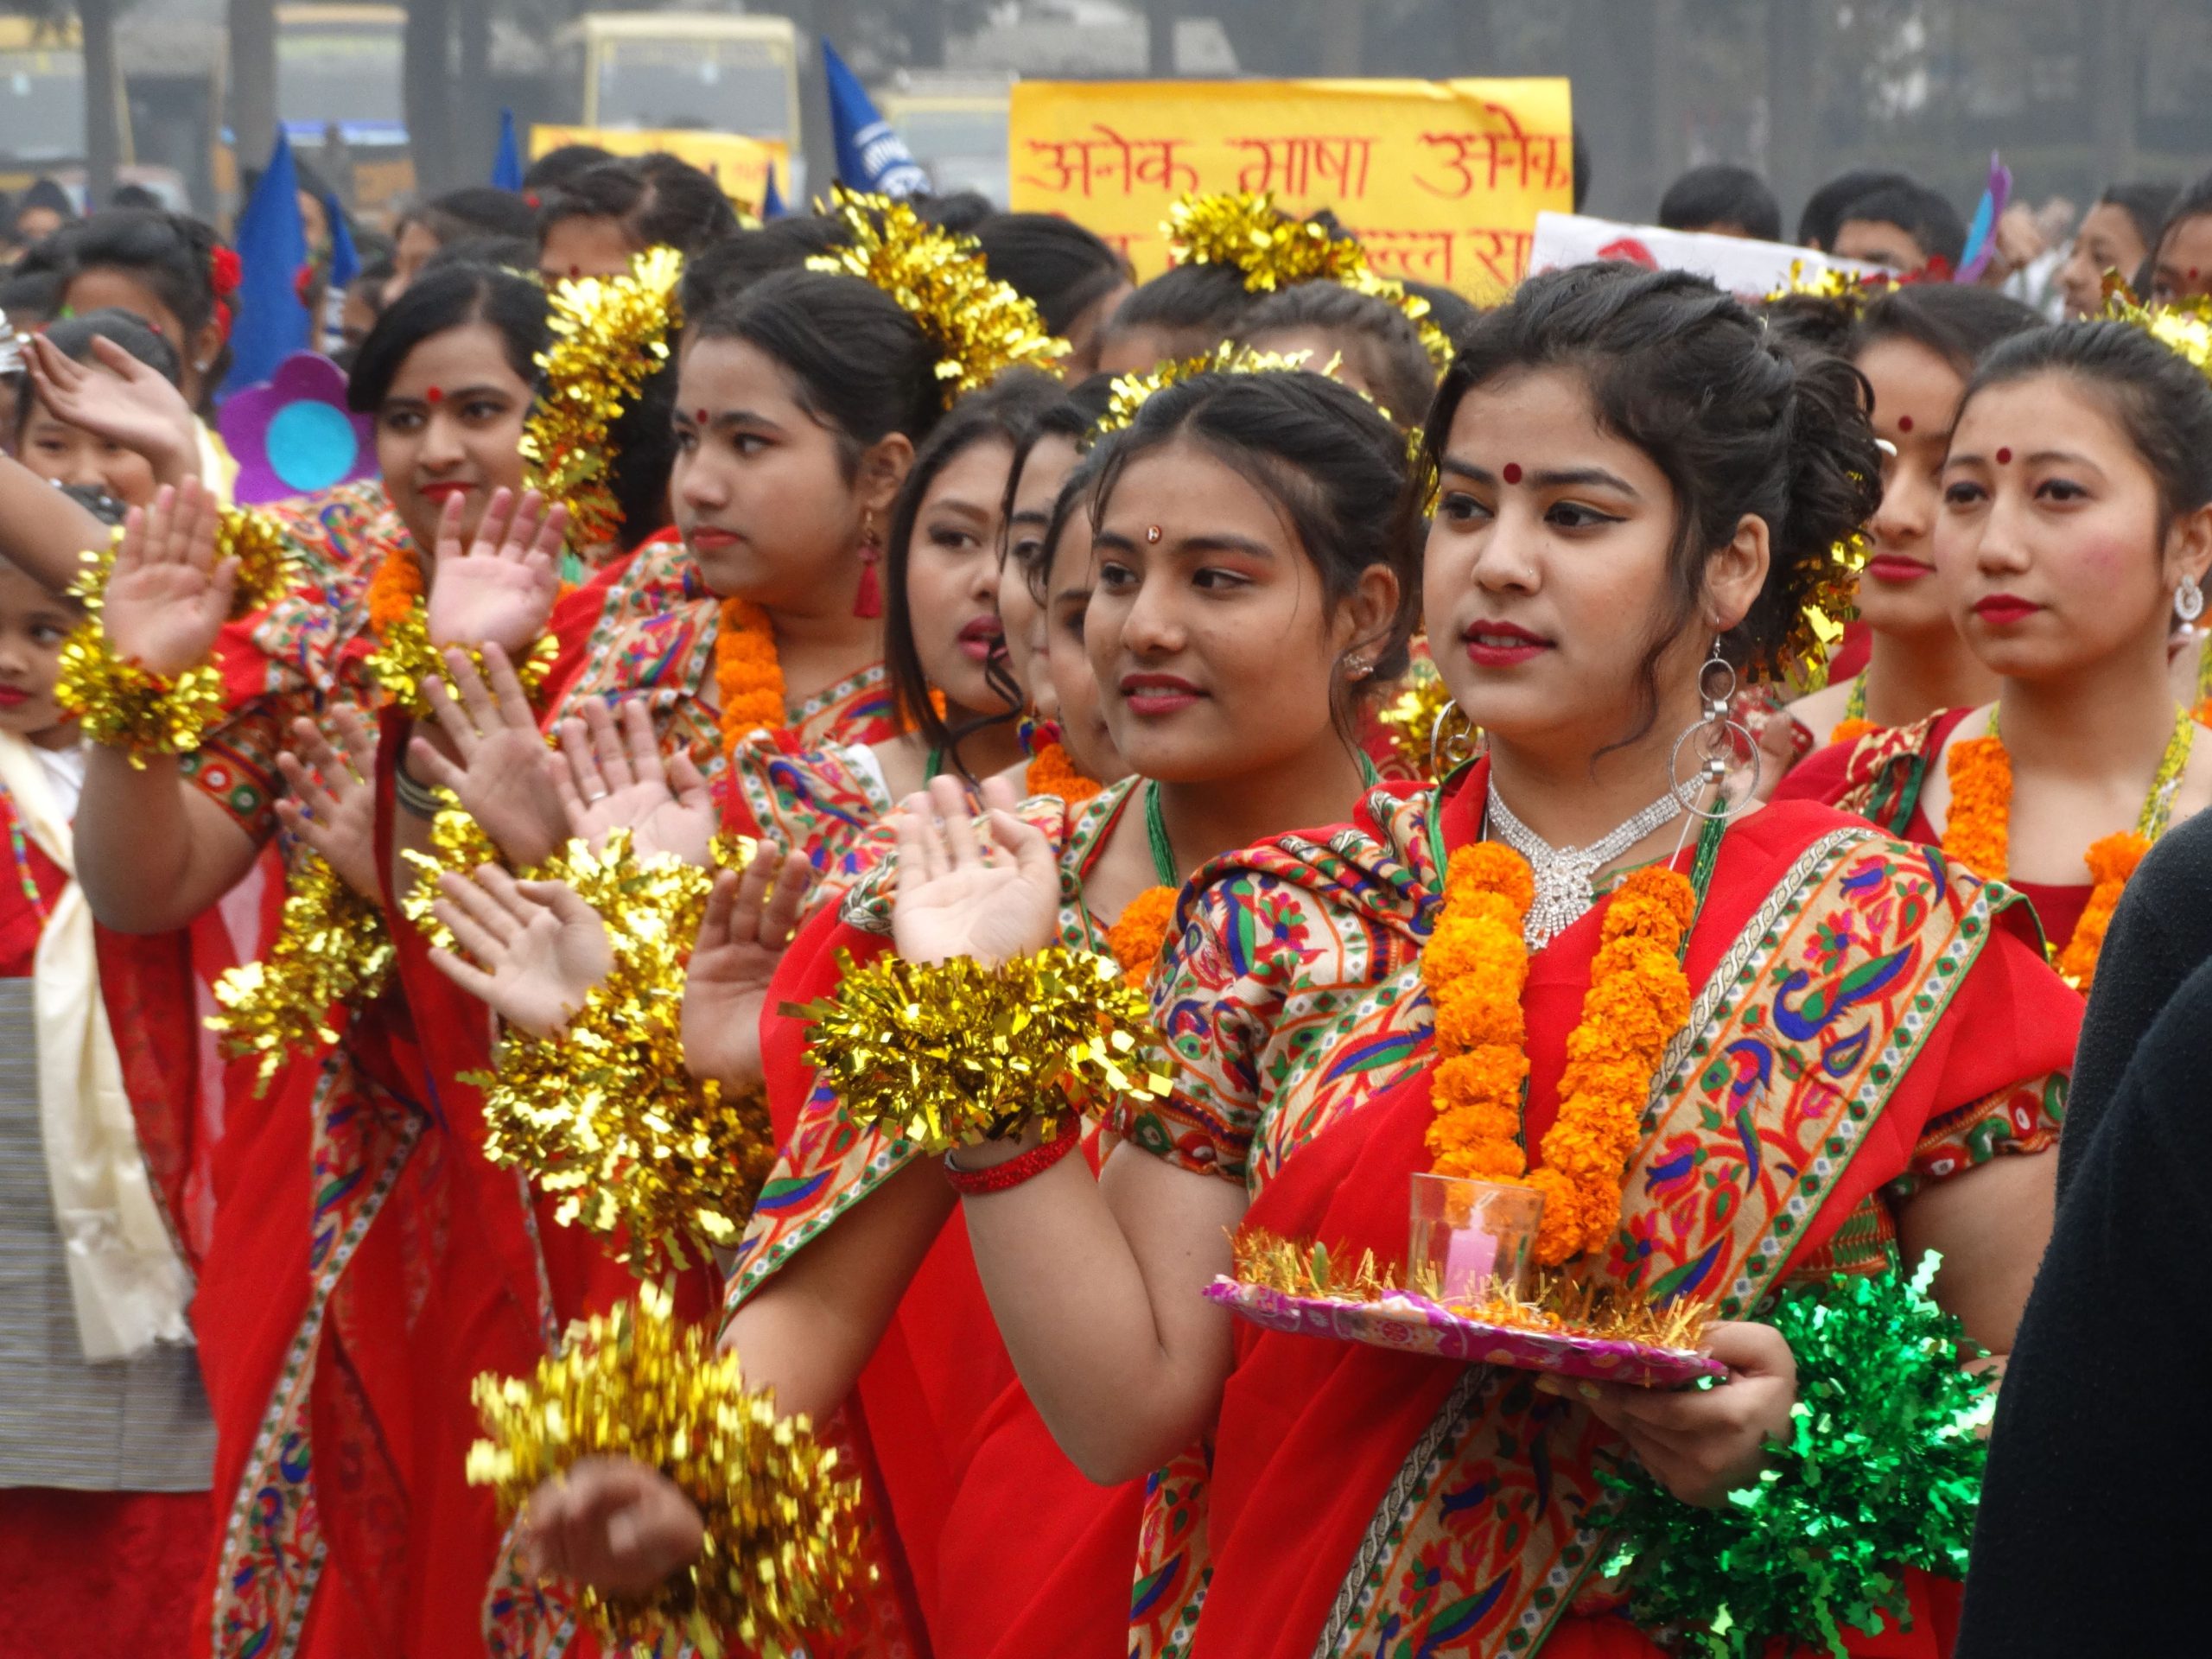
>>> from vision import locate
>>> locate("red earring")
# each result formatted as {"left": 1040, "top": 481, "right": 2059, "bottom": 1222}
{"left": 855, "top": 509, "right": 884, "bottom": 619}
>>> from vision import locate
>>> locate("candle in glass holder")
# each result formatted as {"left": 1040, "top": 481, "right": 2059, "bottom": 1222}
{"left": 1409, "top": 1173, "right": 1544, "bottom": 1305}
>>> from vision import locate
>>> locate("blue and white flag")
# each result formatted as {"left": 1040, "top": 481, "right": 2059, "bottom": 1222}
{"left": 822, "top": 39, "right": 930, "bottom": 199}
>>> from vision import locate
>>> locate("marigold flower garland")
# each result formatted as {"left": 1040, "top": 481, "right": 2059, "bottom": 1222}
{"left": 1422, "top": 842, "right": 1694, "bottom": 1266}
{"left": 1022, "top": 740, "right": 1101, "bottom": 807}
{"left": 1104, "top": 886, "right": 1181, "bottom": 988}
{"left": 715, "top": 596, "right": 791, "bottom": 764}
{"left": 467, "top": 1281, "right": 865, "bottom": 1659}
{"left": 1941, "top": 707, "right": 2192, "bottom": 989}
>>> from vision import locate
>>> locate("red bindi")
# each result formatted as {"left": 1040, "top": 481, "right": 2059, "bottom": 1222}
{"left": 1502, "top": 462, "right": 1523, "bottom": 485}
{"left": 1996, "top": 447, "right": 2013, "bottom": 464}
{"left": 1896, "top": 414, "right": 1913, "bottom": 432}
{"left": 694, "top": 409, "right": 709, "bottom": 424}
{"left": 569, "top": 265, "right": 582, "bottom": 279}
{"left": 424, "top": 386, "right": 443, "bottom": 404}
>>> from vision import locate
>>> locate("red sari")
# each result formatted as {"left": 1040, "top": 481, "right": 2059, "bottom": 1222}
{"left": 1116, "top": 766, "right": 2079, "bottom": 1658}
{"left": 1777, "top": 712, "right": 2090, "bottom": 946}
{"left": 725, "top": 781, "right": 1156, "bottom": 1659}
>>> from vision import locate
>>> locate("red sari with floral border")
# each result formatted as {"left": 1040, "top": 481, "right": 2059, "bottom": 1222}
{"left": 1111, "top": 766, "right": 2078, "bottom": 1659}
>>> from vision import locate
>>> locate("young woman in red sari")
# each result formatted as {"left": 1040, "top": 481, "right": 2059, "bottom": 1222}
{"left": 1773, "top": 285, "right": 2037, "bottom": 758}
{"left": 1777, "top": 319, "right": 2212, "bottom": 987}
{"left": 444, "top": 368, "right": 1417, "bottom": 1658}
{"left": 891, "top": 263, "right": 2082, "bottom": 1658}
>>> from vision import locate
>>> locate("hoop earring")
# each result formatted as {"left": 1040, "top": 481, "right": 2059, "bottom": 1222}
{"left": 854, "top": 509, "right": 884, "bottom": 619}
{"left": 1427, "top": 700, "right": 1480, "bottom": 781}
{"left": 2177, "top": 573, "right": 2206, "bottom": 625}
{"left": 1667, "top": 639, "right": 1760, "bottom": 821}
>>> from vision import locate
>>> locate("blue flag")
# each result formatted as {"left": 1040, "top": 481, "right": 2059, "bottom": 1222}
{"left": 324, "top": 195, "right": 359, "bottom": 290}
{"left": 822, "top": 39, "right": 929, "bottom": 198}
{"left": 493, "top": 108, "right": 524, "bottom": 194}
{"left": 221, "top": 131, "right": 312, "bottom": 399}
{"left": 762, "top": 169, "right": 785, "bottom": 219}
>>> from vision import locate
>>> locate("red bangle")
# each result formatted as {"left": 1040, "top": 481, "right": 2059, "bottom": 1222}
{"left": 944, "top": 1118, "right": 1082, "bottom": 1196}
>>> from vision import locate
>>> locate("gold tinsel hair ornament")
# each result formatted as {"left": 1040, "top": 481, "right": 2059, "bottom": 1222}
{"left": 2099, "top": 276, "right": 2212, "bottom": 377}
{"left": 1091, "top": 340, "right": 1321, "bottom": 442}
{"left": 1164, "top": 189, "right": 1455, "bottom": 372}
{"left": 808, "top": 186, "right": 1069, "bottom": 402}
{"left": 519, "top": 244, "right": 686, "bottom": 550}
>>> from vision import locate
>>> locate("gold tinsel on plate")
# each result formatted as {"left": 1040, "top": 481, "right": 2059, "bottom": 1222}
{"left": 466, "top": 830, "right": 775, "bottom": 1270}
{"left": 808, "top": 187, "right": 1068, "bottom": 399}
{"left": 521, "top": 245, "right": 686, "bottom": 549}
{"left": 1092, "top": 341, "right": 1319, "bottom": 440}
{"left": 207, "top": 849, "right": 395, "bottom": 1088}
{"left": 1229, "top": 1226, "right": 1715, "bottom": 1352}
{"left": 789, "top": 945, "right": 1166, "bottom": 1153}
{"left": 1164, "top": 190, "right": 1455, "bottom": 371}
{"left": 364, "top": 613, "right": 563, "bottom": 719}
{"left": 467, "top": 1281, "right": 867, "bottom": 1659}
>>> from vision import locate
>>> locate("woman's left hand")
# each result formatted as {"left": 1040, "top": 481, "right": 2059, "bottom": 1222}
{"left": 1567, "top": 1319, "right": 1798, "bottom": 1508}
{"left": 408, "top": 645, "right": 569, "bottom": 868}
{"left": 890, "top": 772, "right": 1059, "bottom": 968}
{"left": 423, "top": 486, "right": 566, "bottom": 658}
{"left": 274, "top": 706, "right": 382, "bottom": 899}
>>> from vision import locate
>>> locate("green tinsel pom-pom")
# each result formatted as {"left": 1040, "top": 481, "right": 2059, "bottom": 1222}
{"left": 1601, "top": 1254, "right": 1995, "bottom": 1658}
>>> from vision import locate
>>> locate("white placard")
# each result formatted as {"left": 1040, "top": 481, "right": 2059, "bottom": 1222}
{"left": 1527, "top": 211, "right": 1888, "bottom": 301}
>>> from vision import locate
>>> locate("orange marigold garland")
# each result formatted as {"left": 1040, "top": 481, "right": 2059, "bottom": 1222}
{"left": 1104, "top": 885, "right": 1179, "bottom": 988}
{"left": 1023, "top": 740, "right": 1102, "bottom": 807}
{"left": 1423, "top": 842, "right": 1694, "bottom": 1266}
{"left": 715, "top": 596, "right": 790, "bottom": 764}
{"left": 1942, "top": 709, "right": 2191, "bottom": 989}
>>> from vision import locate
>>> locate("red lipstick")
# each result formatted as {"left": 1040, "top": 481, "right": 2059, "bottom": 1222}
{"left": 1863, "top": 554, "right": 1934, "bottom": 583}
{"left": 1462, "top": 619, "right": 1550, "bottom": 667}
{"left": 1972, "top": 594, "right": 2043, "bottom": 626}
{"left": 1120, "top": 671, "right": 1204, "bottom": 716}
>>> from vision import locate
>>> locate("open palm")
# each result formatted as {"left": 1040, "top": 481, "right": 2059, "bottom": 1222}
{"left": 274, "top": 707, "right": 382, "bottom": 899}
{"left": 424, "top": 486, "right": 566, "bottom": 658}
{"left": 429, "top": 865, "right": 614, "bottom": 1037}
{"left": 681, "top": 847, "right": 817, "bottom": 1092}
{"left": 891, "top": 773, "right": 1059, "bottom": 968}
{"left": 408, "top": 645, "right": 569, "bottom": 868}
{"left": 553, "top": 699, "right": 715, "bottom": 866}
{"left": 102, "top": 481, "right": 235, "bottom": 677}
{"left": 28, "top": 333, "right": 199, "bottom": 482}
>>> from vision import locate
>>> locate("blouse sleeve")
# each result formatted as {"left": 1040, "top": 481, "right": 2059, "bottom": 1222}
{"left": 1115, "top": 865, "right": 1353, "bottom": 1187}
{"left": 177, "top": 696, "right": 286, "bottom": 835}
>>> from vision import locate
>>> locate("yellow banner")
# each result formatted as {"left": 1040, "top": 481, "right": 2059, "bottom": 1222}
{"left": 1009, "top": 78, "right": 1573, "bottom": 298}
{"left": 529, "top": 124, "right": 789, "bottom": 213}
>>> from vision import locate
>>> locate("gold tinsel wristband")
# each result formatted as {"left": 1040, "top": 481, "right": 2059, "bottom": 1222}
{"left": 55, "top": 623, "right": 227, "bottom": 769}
{"left": 365, "top": 613, "right": 563, "bottom": 720}
{"left": 790, "top": 945, "right": 1167, "bottom": 1154}
{"left": 68, "top": 505, "right": 300, "bottom": 620}
{"left": 468, "top": 1282, "right": 867, "bottom": 1659}
{"left": 460, "top": 830, "right": 774, "bottom": 1269}
{"left": 207, "top": 849, "right": 395, "bottom": 1087}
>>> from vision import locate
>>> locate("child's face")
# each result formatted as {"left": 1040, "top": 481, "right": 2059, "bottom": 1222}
{"left": 0, "top": 562, "right": 76, "bottom": 746}
{"left": 19, "top": 382, "right": 159, "bottom": 508}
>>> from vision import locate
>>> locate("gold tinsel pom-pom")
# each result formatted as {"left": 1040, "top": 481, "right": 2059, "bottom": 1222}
{"left": 68, "top": 506, "right": 299, "bottom": 621}
{"left": 365, "top": 613, "right": 562, "bottom": 719}
{"left": 207, "top": 850, "right": 395, "bottom": 1088}
{"left": 467, "top": 831, "right": 775, "bottom": 1270}
{"left": 467, "top": 1282, "right": 867, "bottom": 1659}
{"left": 809, "top": 187, "right": 1067, "bottom": 399}
{"left": 55, "top": 620, "right": 228, "bottom": 767}
{"left": 2101, "top": 276, "right": 2212, "bottom": 377}
{"left": 522, "top": 246, "right": 686, "bottom": 548}
{"left": 789, "top": 945, "right": 1167, "bottom": 1153}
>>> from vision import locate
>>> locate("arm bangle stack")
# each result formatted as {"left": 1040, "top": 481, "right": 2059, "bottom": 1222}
{"left": 944, "top": 1116, "right": 1083, "bottom": 1197}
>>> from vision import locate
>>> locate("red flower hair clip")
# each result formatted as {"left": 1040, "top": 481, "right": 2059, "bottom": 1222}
{"left": 210, "top": 245, "right": 243, "bottom": 301}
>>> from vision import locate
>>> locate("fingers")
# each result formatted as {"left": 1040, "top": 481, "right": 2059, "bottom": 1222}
{"left": 406, "top": 734, "right": 467, "bottom": 796}
{"left": 274, "top": 752, "right": 339, "bottom": 822}
{"left": 978, "top": 773, "right": 1023, "bottom": 815}
{"left": 443, "top": 647, "right": 500, "bottom": 732}
{"left": 470, "top": 862, "right": 555, "bottom": 932}
{"left": 427, "top": 941, "right": 499, "bottom": 1004}
{"left": 88, "top": 334, "right": 153, "bottom": 382}
{"left": 724, "top": 841, "right": 780, "bottom": 942}
{"left": 468, "top": 486, "right": 518, "bottom": 560}
{"left": 524, "top": 499, "right": 569, "bottom": 574}
{"left": 494, "top": 489, "right": 541, "bottom": 561}
{"left": 183, "top": 481, "right": 219, "bottom": 568}
{"left": 989, "top": 807, "right": 1057, "bottom": 887}
{"left": 758, "top": 851, "right": 817, "bottom": 948}
{"left": 585, "top": 698, "right": 637, "bottom": 794}
{"left": 562, "top": 710, "right": 613, "bottom": 804}
{"left": 435, "top": 867, "right": 524, "bottom": 961}
{"left": 667, "top": 747, "right": 712, "bottom": 810}
{"left": 432, "top": 487, "right": 471, "bottom": 565}
{"left": 421, "top": 665, "right": 480, "bottom": 752}
{"left": 521, "top": 878, "right": 602, "bottom": 931}
{"left": 696, "top": 868, "right": 740, "bottom": 952}
{"left": 897, "top": 794, "right": 948, "bottom": 884}
{"left": 481, "top": 642, "right": 539, "bottom": 731}
{"left": 329, "top": 705, "right": 380, "bottom": 778}
{"left": 619, "top": 699, "right": 665, "bottom": 788}
{"left": 929, "top": 773, "right": 987, "bottom": 868}
{"left": 141, "top": 483, "right": 175, "bottom": 568}
{"left": 112, "top": 505, "right": 146, "bottom": 576}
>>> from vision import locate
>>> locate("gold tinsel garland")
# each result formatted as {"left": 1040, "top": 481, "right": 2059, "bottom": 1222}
{"left": 520, "top": 245, "right": 687, "bottom": 548}
{"left": 789, "top": 945, "right": 1166, "bottom": 1153}
{"left": 1092, "top": 341, "right": 1319, "bottom": 441}
{"left": 462, "top": 830, "right": 776, "bottom": 1270}
{"left": 67, "top": 505, "right": 300, "bottom": 621}
{"left": 207, "top": 850, "right": 395, "bottom": 1087}
{"left": 364, "top": 616, "right": 563, "bottom": 720}
{"left": 467, "top": 1281, "right": 867, "bottom": 1659}
{"left": 808, "top": 187, "right": 1068, "bottom": 399}
{"left": 1164, "top": 190, "right": 1455, "bottom": 371}
{"left": 399, "top": 800, "right": 500, "bottom": 951}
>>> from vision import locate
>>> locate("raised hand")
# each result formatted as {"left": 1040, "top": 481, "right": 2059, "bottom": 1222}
{"left": 100, "top": 480, "right": 235, "bottom": 677}
{"left": 520, "top": 1457, "right": 705, "bottom": 1598}
{"left": 423, "top": 486, "right": 566, "bottom": 660}
{"left": 26, "top": 333, "right": 200, "bottom": 487}
{"left": 407, "top": 645, "right": 568, "bottom": 868}
{"left": 551, "top": 698, "right": 715, "bottom": 866}
{"left": 274, "top": 706, "right": 382, "bottom": 899}
{"left": 1567, "top": 1319, "right": 1799, "bottom": 1508}
{"left": 680, "top": 844, "right": 817, "bottom": 1092}
{"left": 890, "top": 773, "right": 1059, "bottom": 969}
{"left": 428, "top": 863, "right": 615, "bottom": 1037}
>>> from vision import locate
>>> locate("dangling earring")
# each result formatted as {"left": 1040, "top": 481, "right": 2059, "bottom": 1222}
{"left": 854, "top": 509, "right": 884, "bottom": 620}
{"left": 1667, "top": 638, "right": 1759, "bottom": 820}
{"left": 2177, "top": 573, "right": 2206, "bottom": 625}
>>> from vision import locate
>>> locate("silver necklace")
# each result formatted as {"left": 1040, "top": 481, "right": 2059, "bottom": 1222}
{"left": 1485, "top": 781, "right": 1685, "bottom": 950}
